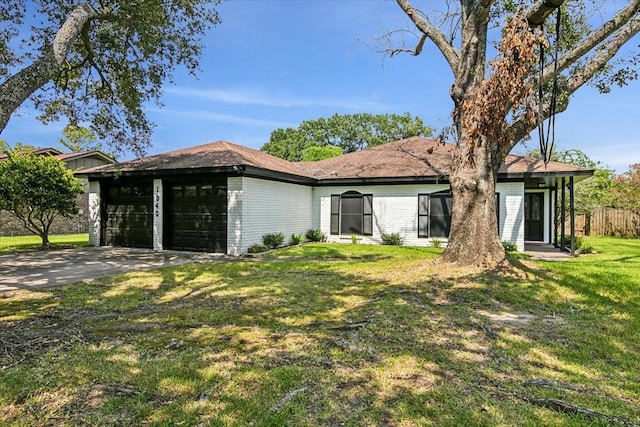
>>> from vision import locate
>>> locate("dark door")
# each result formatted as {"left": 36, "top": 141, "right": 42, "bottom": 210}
{"left": 524, "top": 193, "right": 544, "bottom": 241}
{"left": 165, "top": 179, "right": 227, "bottom": 252}
{"left": 103, "top": 182, "right": 153, "bottom": 248}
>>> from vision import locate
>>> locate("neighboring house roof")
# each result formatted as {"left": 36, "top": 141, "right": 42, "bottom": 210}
{"left": 82, "top": 137, "right": 594, "bottom": 186}
{"left": 0, "top": 147, "right": 114, "bottom": 165}
{"left": 0, "top": 147, "right": 63, "bottom": 160}
{"left": 55, "top": 150, "right": 115, "bottom": 164}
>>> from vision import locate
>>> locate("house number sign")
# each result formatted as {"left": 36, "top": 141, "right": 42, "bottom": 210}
{"left": 155, "top": 185, "right": 161, "bottom": 217}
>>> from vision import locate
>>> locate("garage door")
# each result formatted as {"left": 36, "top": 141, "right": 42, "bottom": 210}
{"left": 165, "top": 180, "right": 227, "bottom": 252}
{"left": 103, "top": 182, "right": 153, "bottom": 248}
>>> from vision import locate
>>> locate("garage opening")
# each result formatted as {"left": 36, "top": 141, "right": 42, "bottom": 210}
{"left": 165, "top": 178, "right": 227, "bottom": 252}
{"left": 103, "top": 181, "right": 153, "bottom": 248}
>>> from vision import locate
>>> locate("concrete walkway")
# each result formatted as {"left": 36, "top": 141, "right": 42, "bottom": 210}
{"left": 0, "top": 247, "right": 226, "bottom": 292}
{"left": 523, "top": 244, "right": 573, "bottom": 261}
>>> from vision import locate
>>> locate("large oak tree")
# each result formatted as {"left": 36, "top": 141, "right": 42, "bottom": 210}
{"left": 0, "top": 1, "right": 221, "bottom": 156}
{"left": 388, "top": 0, "right": 640, "bottom": 266}
{"left": 262, "top": 112, "right": 433, "bottom": 161}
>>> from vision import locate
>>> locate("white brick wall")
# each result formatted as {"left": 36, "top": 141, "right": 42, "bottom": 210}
{"left": 227, "top": 177, "right": 313, "bottom": 255}
{"left": 313, "top": 182, "right": 526, "bottom": 249}
{"left": 314, "top": 184, "right": 450, "bottom": 246}
{"left": 88, "top": 181, "right": 101, "bottom": 246}
{"left": 227, "top": 177, "right": 244, "bottom": 255}
{"left": 497, "top": 182, "right": 525, "bottom": 251}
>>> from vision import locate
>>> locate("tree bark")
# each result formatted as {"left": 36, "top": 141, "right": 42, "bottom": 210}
{"left": 0, "top": 4, "right": 97, "bottom": 134}
{"left": 442, "top": 138, "right": 505, "bottom": 266}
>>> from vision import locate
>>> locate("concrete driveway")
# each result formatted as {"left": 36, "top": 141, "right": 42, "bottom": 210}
{"left": 0, "top": 247, "right": 226, "bottom": 292}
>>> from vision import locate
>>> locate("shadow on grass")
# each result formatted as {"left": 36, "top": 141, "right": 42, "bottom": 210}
{"left": 1, "top": 242, "right": 639, "bottom": 426}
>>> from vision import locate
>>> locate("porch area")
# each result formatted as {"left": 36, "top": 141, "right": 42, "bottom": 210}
{"left": 523, "top": 243, "right": 572, "bottom": 261}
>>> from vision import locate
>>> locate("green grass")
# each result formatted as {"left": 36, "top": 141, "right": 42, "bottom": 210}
{"left": 1, "top": 237, "right": 639, "bottom": 426}
{"left": 0, "top": 233, "right": 89, "bottom": 253}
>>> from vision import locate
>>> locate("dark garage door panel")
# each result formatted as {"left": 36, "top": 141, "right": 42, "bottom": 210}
{"left": 104, "top": 183, "right": 153, "bottom": 248}
{"left": 166, "top": 181, "right": 227, "bottom": 252}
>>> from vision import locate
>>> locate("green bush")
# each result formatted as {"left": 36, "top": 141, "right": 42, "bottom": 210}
{"left": 289, "top": 233, "right": 303, "bottom": 246}
{"left": 430, "top": 238, "right": 442, "bottom": 248}
{"left": 579, "top": 245, "right": 594, "bottom": 254}
{"left": 262, "top": 232, "right": 285, "bottom": 249}
{"left": 305, "top": 229, "right": 326, "bottom": 242}
{"left": 247, "top": 243, "right": 268, "bottom": 254}
{"left": 559, "top": 235, "right": 583, "bottom": 249}
{"left": 381, "top": 233, "right": 404, "bottom": 246}
{"left": 502, "top": 241, "right": 518, "bottom": 252}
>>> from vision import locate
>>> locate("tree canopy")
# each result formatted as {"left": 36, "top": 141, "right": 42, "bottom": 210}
{"left": 0, "top": 149, "right": 83, "bottom": 246}
{"left": 614, "top": 163, "right": 640, "bottom": 213}
{"left": 0, "top": 1, "right": 221, "bottom": 156}
{"left": 385, "top": 0, "right": 640, "bottom": 266}
{"left": 58, "top": 124, "right": 100, "bottom": 153}
{"left": 261, "top": 113, "right": 434, "bottom": 162}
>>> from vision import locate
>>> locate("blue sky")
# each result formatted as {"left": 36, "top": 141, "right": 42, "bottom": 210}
{"left": 2, "top": 0, "right": 639, "bottom": 173}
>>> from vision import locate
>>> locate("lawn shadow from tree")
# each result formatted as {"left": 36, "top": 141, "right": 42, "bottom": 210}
{"left": 1, "top": 245, "right": 639, "bottom": 425}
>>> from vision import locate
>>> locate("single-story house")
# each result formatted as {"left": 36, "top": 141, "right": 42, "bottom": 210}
{"left": 81, "top": 137, "right": 593, "bottom": 255}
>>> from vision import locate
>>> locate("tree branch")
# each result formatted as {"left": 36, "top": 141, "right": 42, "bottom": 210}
{"left": 395, "top": 0, "right": 460, "bottom": 73}
{"left": 526, "top": 0, "right": 567, "bottom": 27}
{"left": 508, "top": 3, "right": 640, "bottom": 148}
{"left": 564, "top": 15, "right": 640, "bottom": 94}
{"left": 0, "top": 4, "right": 100, "bottom": 134}
{"left": 540, "top": 0, "right": 640, "bottom": 86}
{"left": 80, "top": 21, "right": 111, "bottom": 93}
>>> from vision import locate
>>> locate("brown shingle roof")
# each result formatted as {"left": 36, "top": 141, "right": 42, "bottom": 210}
{"left": 83, "top": 137, "right": 593, "bottom": 182}
{"left": 297, "top": 137, "right": 455, "bottom": 179}
{"left": 296, "top": 137, "right": 592, "bottom": 179}
{"left": 83, "top": 140, "right": 314, "bottom": 178}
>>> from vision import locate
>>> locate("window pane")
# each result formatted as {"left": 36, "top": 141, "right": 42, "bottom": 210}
{"left": 341, "top": 214, "right": 362, "bottom": 235}
{"left": 430, "top": 195, "right": 451, "bottom": 215}
{"left": 418, "top": 217, "right": 429, "bottom": 238}
{"left": 418, "top": 195, "right": 429, "bottom": 215}
{"left": 331, "top": 195, "right": 340, "bottom": 215}
{"left": 341, "top": 197, "right": 361, "bottom": 214}
{"left": 430, "top": 216, "right": 450, "bottom": 237}
{"left": 363, "top": 194, "right": 372, "bottom": 215}
{"left": 363, "top": 214, "right": 372, "bottom": 235}
{"left": 430, "top": 194, "right": 452, "bottom": 238}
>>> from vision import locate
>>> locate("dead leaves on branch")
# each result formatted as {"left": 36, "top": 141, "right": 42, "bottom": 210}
{"left": 459, "top": 14, "right": 547, "bottom": 163}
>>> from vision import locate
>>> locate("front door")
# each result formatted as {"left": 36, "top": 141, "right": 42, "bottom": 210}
{"left": 524, "top": 193, "right": 544, "bottom": 241}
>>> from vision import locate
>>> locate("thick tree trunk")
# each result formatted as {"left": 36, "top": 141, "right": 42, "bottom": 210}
{"left": 442, "top": 139, "right": 506, "bottom": 266}
{"left": 0, "top": 4, "right": 96, "bottom": 134}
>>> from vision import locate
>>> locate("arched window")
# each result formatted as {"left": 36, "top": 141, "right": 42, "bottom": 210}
{"left": 330, "top": 191, "right": 373, "bottom": 236}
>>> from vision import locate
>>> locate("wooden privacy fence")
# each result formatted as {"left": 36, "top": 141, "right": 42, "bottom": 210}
{"left": 570, "top": 208, "right": 640, "bottom": 238}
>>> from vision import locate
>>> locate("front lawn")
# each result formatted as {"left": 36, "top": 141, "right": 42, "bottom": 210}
{"left": 0, "top": 237, "right": 638, "bottom": 426}
{"left": 0, "top": 233, "right": 89, "bottom": 254}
